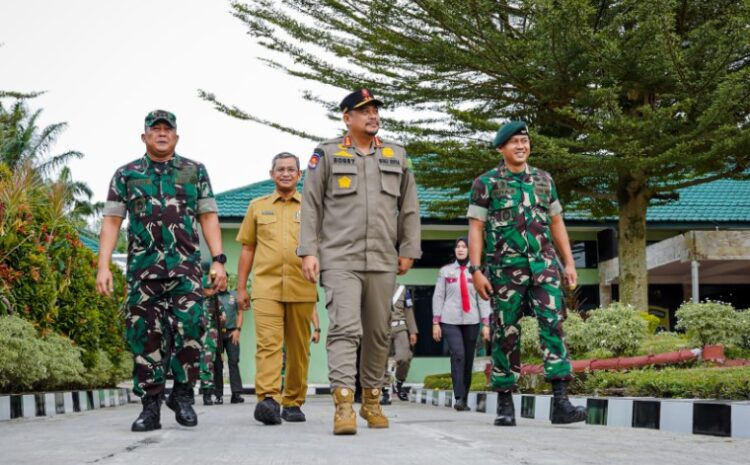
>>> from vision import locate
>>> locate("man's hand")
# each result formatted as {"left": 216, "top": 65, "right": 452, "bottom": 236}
{"left": 96, "top": 266, "right": 114, "bottom": 297}
{"left": 563, "top": 263, "right": 578, "bottom": 290}
{"left": 237, "top": 288, "right": 250, "bottom": 311}
{"left": 432, "top": 324, "right": 442, "bottom": 342}
{"left": 311, "top": 330, "right": 321, "bottom": 344}
{"left": 230, "top": 329, "right": 241, "bottom": 345}
{"left": 302, "top": 256, "right": 319, "bottom": 283}
{"left": 473, "top": 272, "right": 493, "bottom": 301}
{"left": 409, "top": 333, "right": 417, "bottom": 346}
{"left": 481, "top": 325, "right": 491, "bottom": 342}
{"left": 211, "top": 263, "right": 228, "bottom": 291}
{"left": 398, "top": 257, "right": 414, "bottom": 275}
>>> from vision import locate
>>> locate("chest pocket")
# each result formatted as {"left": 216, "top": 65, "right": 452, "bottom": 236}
{"left": 126, "top": 179, "right": 154, "bottom": 219}
{"left": 532, "top": 177, "right": 551, "bottom": 223}
{"left": 331, "top": 164, "right": 358, "bottom": 196}
{"left": 378, "top": 162, "right": 402, "bottom": 197}
{"left": 256, "top": 214, "right": 277, "bottom": 227}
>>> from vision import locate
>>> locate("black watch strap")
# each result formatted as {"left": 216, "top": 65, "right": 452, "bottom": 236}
{"left": 212, "top": 253, "right": 227, "bottom": 264}
{"left": 468, "top": 264, "right": 483, "bottom": 274}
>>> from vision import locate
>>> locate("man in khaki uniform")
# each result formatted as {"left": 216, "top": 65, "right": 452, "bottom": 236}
{"left": 298, "top": 89, "right": 422, "bottom": 435}
{"left": 236, "top": 152, "right": 318, "bottom": 425}
{"left": 382, "top": 285, "right": 417, "bottom": 404}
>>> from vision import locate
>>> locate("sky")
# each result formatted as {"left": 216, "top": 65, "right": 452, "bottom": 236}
{"left": 0, "top": 0, "right": 344, "bottom": 204}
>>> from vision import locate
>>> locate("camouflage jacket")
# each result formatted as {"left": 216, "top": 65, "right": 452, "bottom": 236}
{"left": 103, "top": 154, "right": 217, "bottom": 281}
{"left": 467, "top": 162, "right": 562, "bottom": 274}
{"left": 203, "top": 290, "right": 240, "bottom": 330}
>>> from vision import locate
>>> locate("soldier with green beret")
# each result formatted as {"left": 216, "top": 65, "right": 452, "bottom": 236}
{"left": 467, "top": 121, "right": 587, "bottom": 426}
{"left": 96, "top": 109, "right": 227, "bottom": 432}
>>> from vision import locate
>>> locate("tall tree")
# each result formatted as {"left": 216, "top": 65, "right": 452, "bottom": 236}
{"left": 202, "top": 0, "right": 750, "bottom": 310}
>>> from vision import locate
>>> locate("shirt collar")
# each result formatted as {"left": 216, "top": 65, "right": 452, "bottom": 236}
{"left": 142, "top": 153, "right": 180, "bottom": 169}
{"left": 497, "top": 161, "right": 531, "bottom": 178}
{"left": 271, "top": 190, "right": 301, "bottom": 203}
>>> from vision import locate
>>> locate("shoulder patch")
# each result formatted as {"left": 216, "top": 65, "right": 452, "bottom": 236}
{"left": 308, "top": 148, "right": 324, "bottom": 170}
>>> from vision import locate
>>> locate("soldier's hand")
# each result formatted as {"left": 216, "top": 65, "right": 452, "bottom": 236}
{"left": 237, "top": 288, "right": 250, "bottom": 311}
{"left": 397, "top": 257, "right": 414, "bottom": 275}
{"left": 432, "top": 324, "right": 442, "bottom": 342}
{"left": 563, "top": 263, "right": 578, "bottom": 290}
{"left": 302, "top": 256, "right": 319, "bottom": 283}
{"left": 96, "top": 267, "right": 114, "bottom": 297}
{"left": 409, "top": 333, "right": 417, "bottom": 346}
{"left": 230, "top": 329, "right": 241, "bottom": 345}
{"left": 481, "top": 325, "right": 491, "bottom": 342}
{"left": 473, "top": 272, "right": 493, "bottom": 300}
{"left": 211, "top": 263, "right": 228, "bottom": 291}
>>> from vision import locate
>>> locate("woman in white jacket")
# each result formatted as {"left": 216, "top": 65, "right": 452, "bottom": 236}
{"left": 432, "top": 237, "right": 491, "bottom": 411}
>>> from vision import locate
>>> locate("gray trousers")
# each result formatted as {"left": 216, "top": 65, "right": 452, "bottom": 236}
{"left": 214, "top": 331, "right": 243, "bottom": 395}
{"left": 321, "top": 270, "right": 396, "bottom": 389}
{"left": 388, "top": 328, "right": 413, "bottom": 382}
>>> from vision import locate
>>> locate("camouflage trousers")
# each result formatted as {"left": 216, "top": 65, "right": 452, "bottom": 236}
{"left": 199, "top": 313, "right": 219, "bottom": 393}
{"left": 125, "top": 275, "right": 204, "bottom": 397}
{"left": 488, "top": 265, "right": 572, "bottom": 392}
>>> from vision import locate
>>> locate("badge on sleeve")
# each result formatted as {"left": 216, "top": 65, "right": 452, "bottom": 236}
{"left": 308, "top": 148, "right": 324, "bottom": 170}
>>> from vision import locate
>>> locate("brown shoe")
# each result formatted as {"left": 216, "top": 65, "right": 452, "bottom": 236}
{"left": 359, "top": 388, "right": 389, "bottom": 429}
{"left": 332, "top": 387, "right": 357, "bottom": 435}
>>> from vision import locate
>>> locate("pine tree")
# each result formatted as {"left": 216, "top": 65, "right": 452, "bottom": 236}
{"left": 202, "top": 0, "right": 750, "bottom": 310}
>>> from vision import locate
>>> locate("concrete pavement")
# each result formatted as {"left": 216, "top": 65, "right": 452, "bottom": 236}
{"left": 1, "top": 395, "right": 748, "bottom": 465}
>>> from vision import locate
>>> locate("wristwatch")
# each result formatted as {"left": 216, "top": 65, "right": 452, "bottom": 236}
{"left": 212, "top": 253, "right": 227, "bottom": 264}
{"left": 468, "top": 264, "right": 483, "bottom": 275}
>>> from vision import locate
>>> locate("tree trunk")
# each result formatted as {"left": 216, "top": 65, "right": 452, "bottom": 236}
{"left": 617, "top": 186, "right": 649, "bottom": 311}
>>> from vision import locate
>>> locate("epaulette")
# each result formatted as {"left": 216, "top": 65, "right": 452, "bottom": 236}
{"left": 250, "top": 193, "right": 273, "bottom": 205}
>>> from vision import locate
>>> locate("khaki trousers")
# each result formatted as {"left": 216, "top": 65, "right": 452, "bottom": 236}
{"left": 252, "top": 299, "right": 314, "bottom": 407}
{"left": 390, "top": 328, "right": 413, "bottom": 382}
{"left": 321, "top": 270, "right": 396, "bottom": 389}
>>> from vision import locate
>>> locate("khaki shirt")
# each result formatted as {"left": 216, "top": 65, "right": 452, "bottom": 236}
{"left": 297, "top": 135, "right": 422, "bottom": 272}
{"left": 236, "top": 191, "right": 317, "bottom": 302}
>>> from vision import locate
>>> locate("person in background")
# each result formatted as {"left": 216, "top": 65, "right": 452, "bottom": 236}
{"left": 432, "top": 237, "right": 491, "bottom": 411}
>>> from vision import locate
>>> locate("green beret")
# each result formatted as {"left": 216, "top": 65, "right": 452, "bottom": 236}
{"left": 493, "top": 121, "right": 528, "bottom": 148}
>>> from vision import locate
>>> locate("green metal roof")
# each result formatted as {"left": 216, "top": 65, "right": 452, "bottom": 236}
{"left": 78, "top": 229, "right": 99, "bottom": 253}
{"left": 216, "top": 176, "right": 750, "bottom": 225}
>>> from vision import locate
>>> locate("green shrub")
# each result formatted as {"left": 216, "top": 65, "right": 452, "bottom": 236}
{"left": 635, "top": 331, "right": 691, "bottom": 355}
{"left": 423, "top": 372, "right": 488, "bottom": 391}
{"left": 737, "top": 310, "right": 750, "bottom": 350}
{"left": 0, "top": 315, "right": 48, "bottom": 391}
{"left": 519, "top": 316, "right": 541, "bottom": 359}
{"left": 562, "top": 312, "right": 587, "bottom": 356}
{"left": 675, "top": 301, "right": 741, "bottom": 347}
{"left": 37, "top": 332, "right": 86, "bottom": 391}
{"left": 640, "top": 312, "right": 661, "bottom": 334}
{"left": 582, "top": 366, "right": 750, "bottom": 400}
{"left": 584, "top": 302, "right": 648, "bottom": 356}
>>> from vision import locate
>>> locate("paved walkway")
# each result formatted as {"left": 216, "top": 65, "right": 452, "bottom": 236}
{"left": 1, "top": 395, "right": 748, "bottom": 465}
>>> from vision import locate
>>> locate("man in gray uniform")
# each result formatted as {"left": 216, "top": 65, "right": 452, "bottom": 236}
{"left": 382, "top": 285, "right": 417, "bottom": 404}
{"left": 298, "top": 88, "right": 422, "bottom": 435}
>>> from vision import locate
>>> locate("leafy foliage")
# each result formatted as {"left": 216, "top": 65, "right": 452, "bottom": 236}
{"left": 584, "top": 302, "right": 648, "bottom": 356}
{"left": 738, "top": 310, "right": 750, "bottom": 350}
{"left": 675, "top": 301, "right": 742, "bottom": 347}
{"left": 639, "top": 311, "right": 661, "bottom": 335}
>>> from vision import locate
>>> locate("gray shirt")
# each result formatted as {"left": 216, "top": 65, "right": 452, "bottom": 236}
{"left": 432, "top": 262, "right": 491, "bottom": 325}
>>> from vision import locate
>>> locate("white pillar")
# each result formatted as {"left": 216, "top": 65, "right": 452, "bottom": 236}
{"left": 691, "top": 260, "right": 700, "bottom": 303}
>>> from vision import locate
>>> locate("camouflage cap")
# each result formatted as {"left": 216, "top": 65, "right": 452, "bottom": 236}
{"left": 339, "top": 88, "right": 384, "bottom": 113}
{"left": 144, "top": 109, "right": 176, "bottom": 128}
{"left": 493, "top": 121, "right": 528, "bottom": 148}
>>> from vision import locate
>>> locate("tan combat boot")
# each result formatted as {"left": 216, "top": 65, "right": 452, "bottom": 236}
{"left": 359, "top": 387, "right": 389, "bottom": 428}
{"left": 332, "top": 387, "right": 357, "bottom": 435}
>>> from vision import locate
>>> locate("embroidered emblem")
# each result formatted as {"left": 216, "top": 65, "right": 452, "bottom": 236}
{"left": 382, "top": 147, "right": 394, "bottom": 158}
{"left": 338, "top": 176, "right": 352, "bottom": 189}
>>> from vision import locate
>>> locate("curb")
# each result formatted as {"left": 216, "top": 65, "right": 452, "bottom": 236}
{"left": 409, "top": 388, "right": 750, "bottom": 439}
{"left": 0, "top": 388, "right": 134, "bottom": 421}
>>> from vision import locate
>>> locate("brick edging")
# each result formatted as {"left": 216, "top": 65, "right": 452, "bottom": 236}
{"left": 0, "top": 388, "right": 133, "bottom": 421}
{"left": 409, "top": 388, "right": 750, "bottom": 439}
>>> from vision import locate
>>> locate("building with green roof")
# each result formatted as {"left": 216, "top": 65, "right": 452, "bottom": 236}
{"left": 212, "top": 175, "right": 750, "bottom": 387}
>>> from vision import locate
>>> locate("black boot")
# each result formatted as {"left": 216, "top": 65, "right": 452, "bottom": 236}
{"left": 230, "top": 393, "right": 244, "bottom": 404}
{"left": 551, "top": 380, "right": 587, "bottom": 424}
{"left": 202, "top": 392, "right": 214, "bottom": 406}
{"left": 494, "top": 392, "right": 516, "bottom": 426}
{"left": 380, "top": 387, "right": 392, "bottom": 405}
{"left": 131, "top": 395, "right": 162, "bottom": 432}
{"left": 394, "top": 380, "right": 408, "bottom": 401}
{"left": 166, "top": 382, "right": 198, "bottom": 427}
{"left": 454, "top": 398, "right": 469, "bottom": 411}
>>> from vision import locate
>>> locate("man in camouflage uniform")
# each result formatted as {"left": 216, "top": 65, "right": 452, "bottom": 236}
{"left": 381, "top": 284, "right": 417, "bottom": 404}
{"left": 96, "top": 110, "right": 227, "bottom": 432}
{"left": 199, "top": 272, "right": 220, "bottom": 405}
{"left": 467, "top": 121, "right": 587, "bottom": 426}
{"left": 298, "top": 89, "right": 421, "bottom": 435}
